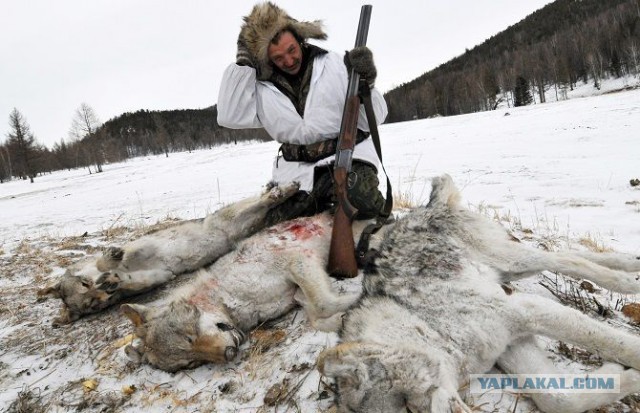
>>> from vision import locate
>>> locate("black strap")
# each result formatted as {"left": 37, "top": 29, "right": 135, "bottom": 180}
{"left": 355, "top": 81, "right": 393, "bottom": 266}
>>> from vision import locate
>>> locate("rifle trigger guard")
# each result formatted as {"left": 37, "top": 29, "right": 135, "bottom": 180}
{"left": 347, "top": 171, "right": 358, "bottom": 189}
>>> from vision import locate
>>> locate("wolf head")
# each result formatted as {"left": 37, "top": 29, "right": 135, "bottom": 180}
{"left": 37, "top": 257, "right": 117, "bottom": 325}
{"left": 318, "top": 343, "right": 405, "bottom": 412}
{"left": 239, "top": 1, "right": 326, "bottom": 80}
{"left": 319, "top": 342, "right": 465, "bottom": 412}
{"left": 122, "top": 300, "right": 245, "bottom": 372}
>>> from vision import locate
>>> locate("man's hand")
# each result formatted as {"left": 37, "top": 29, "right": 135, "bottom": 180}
{"left": 344, "top": 46, "right": 377, "bottom": 86}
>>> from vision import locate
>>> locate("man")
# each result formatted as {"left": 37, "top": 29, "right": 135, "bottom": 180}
{"left": 217, "top": 2, "right": 388, "bottom": 226}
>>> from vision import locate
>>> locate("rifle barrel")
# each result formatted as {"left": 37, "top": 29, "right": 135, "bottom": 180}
{"left": 346, "top": 5, "right": 372, "bottom": 98}
{"left": 328, "top": 4, "right": 374, "bottom": 279}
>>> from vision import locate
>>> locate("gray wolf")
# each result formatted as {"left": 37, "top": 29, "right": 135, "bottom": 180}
{"left": 121, "top": 212, "right": 382, "bottom": 372}
{"left": 37, "top": 182, "right": 299, "bottom": 325}
{"left": 318, "top": 174, "right": 640, "bottom": 413}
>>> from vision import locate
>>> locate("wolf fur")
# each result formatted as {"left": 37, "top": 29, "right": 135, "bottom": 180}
{"left": 37, "top": 182, "right": 299, "bottom": 325}
{"left": 318, "top": 174, "right": 640, "bottom": 413}
{"left": 121, "top": 212, "right": 384, "bottom": 372}
{"left": 239, "top": 1, "right": 326, "bottom": 80}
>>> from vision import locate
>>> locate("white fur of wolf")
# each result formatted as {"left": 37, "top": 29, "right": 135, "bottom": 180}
{"left": 37, "top": 182, "right": 300, "bottom": 325}
{"left": 122, "top": 212, "right": 384, "bottom": 372}
{"left": 319, "top": 174, "right": 640, "bottom": 413}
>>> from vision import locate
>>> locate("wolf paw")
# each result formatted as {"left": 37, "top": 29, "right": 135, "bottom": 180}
{"left": 264, "top": 180, "right": 278, "bottom": 191}
{"left": 96, "top": 272, "right": 121, "bottom": 292}
{"left": 97, "top": 247, "right": 125, "bottom": 272}
{"left": 266, "top": 181, "right": 300, "bottom": 202}
{"left": 105, "top": 246, "right": 124, "bottom": 261}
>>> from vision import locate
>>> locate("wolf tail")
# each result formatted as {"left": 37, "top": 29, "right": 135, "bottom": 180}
{"left": 427, "top": 174, "right": 461, "bottom": 209}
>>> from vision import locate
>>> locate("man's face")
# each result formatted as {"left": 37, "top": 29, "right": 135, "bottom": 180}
{"left": 268, "top": 31, "right": 303, "bottom": 75}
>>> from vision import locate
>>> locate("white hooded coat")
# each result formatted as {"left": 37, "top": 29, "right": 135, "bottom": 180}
{"left": 217, "top": 51, "right": 388, "bottom": 191}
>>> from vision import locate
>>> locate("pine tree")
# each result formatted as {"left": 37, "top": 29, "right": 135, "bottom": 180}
{"left": 514, "top": 76, "right": 533, "bottom": 107}
{"left": 6, "top": 108, "right": 37, "bottom": 183}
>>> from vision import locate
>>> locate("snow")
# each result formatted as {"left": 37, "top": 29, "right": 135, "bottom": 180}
{"left": 1, "top": 79, "right": 640, "bottom": 412}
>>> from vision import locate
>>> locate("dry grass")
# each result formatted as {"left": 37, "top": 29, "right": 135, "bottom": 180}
{"left": 625, "top": 199, "right": 640, "bottom": 214}
{"left": 3, "top": 240, "right": 54, "bottom": 282}
{"left": 554, "top": 341, "right": 603, "bottom": 367}
{"left": 393, "top": 188, "right": 418, "bottom": 209}
{"left": 577, "top": 233, "right": 614, "bottom": 253}
{"left": 102, "top": 225, "right": 131, "bottom": 241}
{"left": 6, "top": 387, "right": 47, "bottom": 413}
{"left": 55, "top": 236, "right": 98, "bottom": 252}
{"left": 471, "top": 199, "right": 623, "bottom": 258}
{"left": 538, "top": 271, "right": 634, "bottom": 324}
{"left": 392, "top": 160, "right": 430, "bottom": 210}
{"left": 249, "top": 329, "right": 288, "bottom": 357}
{"left": 134, "top": 217, "right": 184, "bottom": 237}
{"left": 101, "top": 217, "right": 184, "bottom": 243}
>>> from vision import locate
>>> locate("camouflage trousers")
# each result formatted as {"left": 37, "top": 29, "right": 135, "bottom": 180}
{"left": 264, "top": 161, "right": 385, "bottom": 227}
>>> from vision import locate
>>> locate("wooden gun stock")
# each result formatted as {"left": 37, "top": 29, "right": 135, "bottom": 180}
{"left": 328, "top": 5, "right": 372, "bottom": 278}
{"left": 328, "top": 165, "right": 359, "bottom": 278}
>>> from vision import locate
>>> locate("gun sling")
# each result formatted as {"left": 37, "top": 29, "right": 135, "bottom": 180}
{"left": 355, "top": 81, "right": 394, "bottom": 267}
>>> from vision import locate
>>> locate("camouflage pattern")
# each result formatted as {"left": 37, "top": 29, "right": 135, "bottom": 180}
{"left": 280, "top": 130, "right": 369, "bottom": 163}
{"left": 264, "top": 161, "right": 385, "bottom": 227}
{"left": 280, "top": 138, "right": 338, "bottom": 163}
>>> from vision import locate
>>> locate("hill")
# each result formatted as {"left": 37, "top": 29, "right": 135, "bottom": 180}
{"left": 384, "top": 0, "right": 640, "bottom": 122}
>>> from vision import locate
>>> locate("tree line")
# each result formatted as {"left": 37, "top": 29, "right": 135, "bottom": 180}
{"left": 0, "top": 104, "right": 269, "bottom": 183}
{"left": 384, "top": 0, "right": 640, "bottom": 121}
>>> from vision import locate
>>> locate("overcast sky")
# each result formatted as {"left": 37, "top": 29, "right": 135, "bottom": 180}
{"left": 1, "top": 0, "right": 555, "bottom": 148}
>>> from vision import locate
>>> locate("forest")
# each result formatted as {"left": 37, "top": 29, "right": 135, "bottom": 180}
{"left": 384, "top": 0, "right": 640, "bottom": 121}
{"left": 2, "top": 0, "right": 639, "bottom": 183}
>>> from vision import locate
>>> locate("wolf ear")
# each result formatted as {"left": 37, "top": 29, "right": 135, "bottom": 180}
{"left": 318, "top": 343, "right": 367, "bottom": 389}
{"left": 37, "top": 283, "right": 61, "bottom": 301}
{"left": 52, "top": 307, "right": 75, "bottom": 327}
{"left": 121, "top": 303, "right": 151, "bottom": 327}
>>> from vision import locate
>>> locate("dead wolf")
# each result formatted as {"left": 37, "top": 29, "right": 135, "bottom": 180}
{"left": 37, "top": 182, "right": 299, "bottom": 325}
{"left": 318, "top": 174, "right": 640, "bottom": 413}
{"left": 121, "top": 212, "right": 383, "bottom": 372}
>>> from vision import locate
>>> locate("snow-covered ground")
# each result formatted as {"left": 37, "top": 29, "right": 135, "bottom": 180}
{"left": 1, "top": 80, "right": 639, "bottom": 412}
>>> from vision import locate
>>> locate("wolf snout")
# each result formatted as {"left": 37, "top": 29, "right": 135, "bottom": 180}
{"left": 224, "top": 346, "right": 238, "bottom": 361}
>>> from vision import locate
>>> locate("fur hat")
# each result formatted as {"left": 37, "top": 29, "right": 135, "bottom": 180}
{"left": 239, "top": 2, "right": 327, "bottom": 80}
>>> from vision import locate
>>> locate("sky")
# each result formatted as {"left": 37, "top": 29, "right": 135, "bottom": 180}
{"left": 1, "top": 0, "right": 556, "bottom": 148}
{"left": 1, "top": 80, "right": 639, "bottom": 411}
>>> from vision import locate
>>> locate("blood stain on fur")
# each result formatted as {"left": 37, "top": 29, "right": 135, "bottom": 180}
{"left": 187, "top": 279, "right": 220, "bottom": 310}
{"left": 282, "top": 221, "right": 324, "bottom": 241}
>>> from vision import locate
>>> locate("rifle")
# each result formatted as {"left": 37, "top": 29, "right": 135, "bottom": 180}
{"left": 327, "top": 5, "right": 373, "bottom": 278}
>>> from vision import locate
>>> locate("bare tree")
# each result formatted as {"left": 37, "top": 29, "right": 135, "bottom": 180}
{"left": 628, "top": 41, "right": 640, "bottom": 79}
{"left": 587, "top": 51, "right": 604, "bottom": 90}
{"left": 69, "top": 103, "right": 102, "bottom": 173}
{"left": 69, "top": 102, "right": 101, "bottom": 140}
